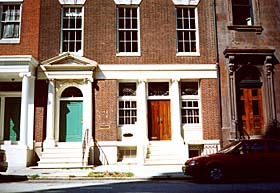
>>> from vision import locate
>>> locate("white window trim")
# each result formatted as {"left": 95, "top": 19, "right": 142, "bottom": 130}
{"left": 60, "top": 6, "right": 84, "bottom": 56}
{"left": 172, "top": 0, "right": 200, "bottom": 6}
{"left": 176, "top": 7, "right": 200, "bottom": 56}
{"left": 116, "top": 6, "right": 141, "bottom": 57}
{"left": 0, "top": 3, "right": 22, "bottom": 44}
{"left": 58, "top": 0, "right": 86, "bottom": 5}
{"left": 114, "top": 0, "right": 142, "bottom": 5}
{"left": 180, "top": 81, "right": 202, "bottom": 127}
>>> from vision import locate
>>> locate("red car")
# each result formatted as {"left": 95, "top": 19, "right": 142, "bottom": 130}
{"left": 182, "top": 138, "right": 280, "bottom": 182}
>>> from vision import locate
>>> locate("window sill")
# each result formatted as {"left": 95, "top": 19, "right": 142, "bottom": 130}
{"left": 227, "top": 25, "right": 263, "bottom": 33}
{"left": 0, "top": 39, "right": 20, "bottom": 44}
{"left": 176, "top": 52, "right": 200, "bottom": 57}
{"left": 116, "top": 52, "right": 141, "bottom": 57}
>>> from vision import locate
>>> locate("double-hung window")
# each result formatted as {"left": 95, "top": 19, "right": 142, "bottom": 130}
{"left": 117, "top": 7, "right": 140, "bottom": 56}
{"left": 176, "top": 7, "right": 199, "bottom": 55}
{"left": 118, "top": 83, "right": 137, "bottom": 125}
{"left": 61, "top": 7, "right": 83, "bottom": 54}
{"left": 180, "top": 82, "right": 200, "bottom": 124}
{"left": 0, "top": 4, "right": 21, "bottom": 43}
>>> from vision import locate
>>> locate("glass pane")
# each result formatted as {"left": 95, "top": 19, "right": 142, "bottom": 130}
{"left": 119, "top": 83, "right": 136, "bottom": 96}
{"left": 132, "top": 42, "right": 138, "bottom": 52}
{"left": 184, "top": 19, "right": 190, "bottom": 29}
{"left": 132, "top": 18, "right": 137, "bottom": 29}
{"left": 181, "top": 82, "right": 198, "bottom": 95}
{"left": 148, "top": 82, "right": 169, "bottom": 96}
{"left": 252, "top": 89, "right": 258, "bottom": 97}
{"left": 177, "top": 18, "right": 183, "bottom": 29}
{"left": 252, "top": 100, "right": 259, "bottom": 115}
{"left": 119, "top": 101, "right": 124, "bottom": 108}
{"left": 126, "top": 42, "right": 131, "bottom": 52}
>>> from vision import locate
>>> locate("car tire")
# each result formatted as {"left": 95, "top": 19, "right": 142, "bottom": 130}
{"left": 208, "top": 165, "right": 223, "bottom": 183}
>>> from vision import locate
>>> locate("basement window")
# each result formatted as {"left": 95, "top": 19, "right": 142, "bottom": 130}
{"left": 118, "top": 147, "right": 137, "bottom": 161}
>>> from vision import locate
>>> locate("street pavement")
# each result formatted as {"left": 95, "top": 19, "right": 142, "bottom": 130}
{"left": 1, "top": 164, "right": 188, "bottom": 181}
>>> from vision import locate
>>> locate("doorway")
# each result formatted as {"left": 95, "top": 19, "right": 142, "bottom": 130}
{"left": 148, "top": 100, "right": 171, "bottom": 140}
{"left": 237, "top": 66, "right": 264, "bottom": 136}
{"left": 4, "top": 97, "right": 21, "bottom": 141}
{"left": 59, "top": 86, "right": 83, "bottom": 142}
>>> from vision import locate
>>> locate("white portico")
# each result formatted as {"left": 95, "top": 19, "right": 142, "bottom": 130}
{"left": 0, "top": 55, "right": 38, "bottom": 167}
{"left": 37, "top": 53, "right": 97, "bottom": 167}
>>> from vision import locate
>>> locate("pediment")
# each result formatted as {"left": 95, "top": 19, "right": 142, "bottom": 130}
{"left": 40, "top": 53, "right": 97, "bottom": 80}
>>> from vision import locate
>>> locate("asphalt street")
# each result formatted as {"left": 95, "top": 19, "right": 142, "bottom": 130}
{"left": 1, "top": 179, "right": 280, "bottom": 193}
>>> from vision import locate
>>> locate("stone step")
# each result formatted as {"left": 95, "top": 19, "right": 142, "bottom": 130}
{"left": 145, "top": 141, "right": 186, "bottom": 165}
{"left": 38, "top": 143, "right": 90, "bottom": 168}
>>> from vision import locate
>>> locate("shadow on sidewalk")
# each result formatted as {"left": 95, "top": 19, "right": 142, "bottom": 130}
{"left": 0, "top": 174, "right": 28, "bottom": 183}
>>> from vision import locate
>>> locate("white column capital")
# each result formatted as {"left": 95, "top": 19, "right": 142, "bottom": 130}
{"left": 171, "top": 78, "right": 180, "bottom": 83}
{"left": 19, "top": 72, "right": 35, "bottom": 79}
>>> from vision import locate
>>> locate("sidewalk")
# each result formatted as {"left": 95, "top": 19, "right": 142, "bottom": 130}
{"left": 2, "top": 164, "right": 188, "bottom": 180}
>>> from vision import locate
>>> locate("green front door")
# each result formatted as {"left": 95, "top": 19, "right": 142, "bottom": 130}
{"left": 59, "top": 101, "right": 83, "bottom": 142}
{"left": 4, "top": 97, "right": 21, "bottom": 141}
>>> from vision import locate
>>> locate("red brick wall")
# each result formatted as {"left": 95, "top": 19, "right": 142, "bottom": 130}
{"left": 201, "top": 79, "right": 220, "bottom": 140}
{"left": 84, "top": 0, "right": 216, "bottom": 64}
{"left": 34, "top": 80, "right": 48, "bottom": 142}
{"left": 39, "top": 0, "right": 61, "bottom": 61}
{"left": 94, "top": 80, "right": 118, "bottom": 141}
{"left": 0, "top": 0, "right": 40, "bottom": 59}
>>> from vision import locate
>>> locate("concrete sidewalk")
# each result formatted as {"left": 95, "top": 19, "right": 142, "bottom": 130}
{"left": 2, "top": 164, "right": 188, "bottom": 180}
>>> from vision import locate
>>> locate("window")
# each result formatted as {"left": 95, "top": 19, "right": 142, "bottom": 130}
{"left": 0, "top": 4, "right": 21, "bottom": 43}
{"left": 148, "top": 82, "right": 169, "bottom": 96}
{"left": 232, "top": 0, "right": 253, "bottom": 25}
{"left": 181, "top": 82, "right": 200, "bottom": 124}
{"left": 61, "top": 7, "right": 83, "bottom": 54}
{"left": 176, "top": 7, "right": 199, "bottom": 55}
{"left": 118, "top": 83, "right": 137, "bottom": 125}
{"left": 117, "top": 7, "right": 140, "bottom": 55}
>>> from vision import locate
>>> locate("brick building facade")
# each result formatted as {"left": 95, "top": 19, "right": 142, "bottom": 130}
{"left": 216, "top": 0, "right": 280, "bottom": 145}
{"left": 1, "top": 0, "right": 225, "bottom": 167}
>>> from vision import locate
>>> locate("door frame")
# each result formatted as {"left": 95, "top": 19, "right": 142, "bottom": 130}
{"left": 55, "top": 84, "right": 84, "bottom": 143}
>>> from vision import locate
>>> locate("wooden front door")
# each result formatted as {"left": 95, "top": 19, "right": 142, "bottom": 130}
{"left": 59, "top": 101, "right": 83, "bottom": 142}
{"left": 239, "top": 88, "right": 264, "bottom": 136}
{"left": 148, "top": 100, "right": 171, "bottom": 140}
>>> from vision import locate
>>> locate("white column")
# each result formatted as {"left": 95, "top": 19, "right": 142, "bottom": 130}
{"left": 83, "top": 79, "right": 93, "bottom": 145}
{"left": 137, "top": 79, "right": 148, "bottom": 165}
{"left": 171, "top": 78, "right": 183, "bottom": 143}
{"left": 44, "top": 80, "right": 56, "bottom": 147}
{"left": 19, "top": 73, "right": 30, "bottom": 146}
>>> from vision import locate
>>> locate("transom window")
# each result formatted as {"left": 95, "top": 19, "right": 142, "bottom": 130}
{"left": 232, "top": 0, "right": 254, "bottom": 25}
{"left": 61, "top": 7, "right": 83, "bottom": 54}
{"left": 148, "top": 82, "right": 169, "bottom": 96}
{"left": 117, "top": 7, "right": 140, "bottom": 55}
{"left": 118, "top": 83, "right": 137, "bottom": 125}
{"left": 0, "top": 4, "right": 21, "bottom": 42}
{"left": 176, "top": 7, "right": 198, "bottom": 55}
{"left": 180, "top": 82, "right": 200, "bottom": 124}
